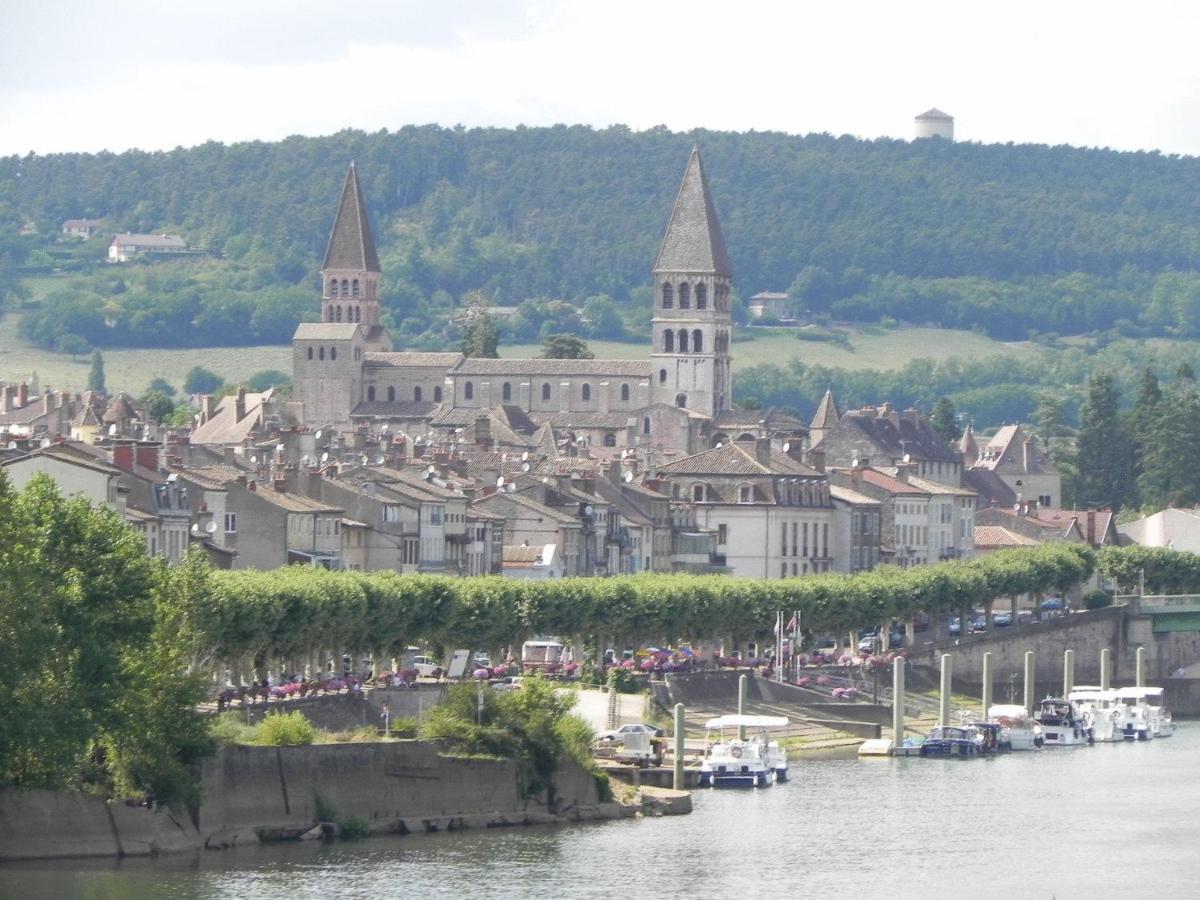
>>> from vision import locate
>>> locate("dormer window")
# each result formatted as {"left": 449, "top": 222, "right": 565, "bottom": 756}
{"left": 692, "top": 483, "right": 706, "bottom": 502}
{"left": 738, "top": 484, "right": 754, "bottom": 503}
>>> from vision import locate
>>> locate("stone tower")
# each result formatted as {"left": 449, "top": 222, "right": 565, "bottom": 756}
{"left": 321, "top": 162, "right": 382, "bottom": 333}
{"left": 650, "top": 147, "right": 733, "bottom": 418}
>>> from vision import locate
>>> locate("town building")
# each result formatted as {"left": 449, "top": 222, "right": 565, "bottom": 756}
{"left": 108, "top": 233, "right": 190, "bottom": 263}
{"left": 746, "top": 291, "right": 790, "bottom": 320}
{"left": 1119, "top": 507, "right": 1200, "bottom": 552}
{"left": 61, "top": 218, "right": 105, "bottom": 239}
{"left": 960, "top": 423, "right": 1061, "bottom": 509}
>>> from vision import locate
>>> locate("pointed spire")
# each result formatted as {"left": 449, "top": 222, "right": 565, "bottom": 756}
{"left": 653, "top": 147, "right": 732, "bottom": 276}
{"left": 322, "top": 163, "right": 380, "bottom": 272}
{"left": 811, "top": 388, "right": 841, "bottom": 430}
{"left": 959, "top": 422, "right": 979, "bottom": 460}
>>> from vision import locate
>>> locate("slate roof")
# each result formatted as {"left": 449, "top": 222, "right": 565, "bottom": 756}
{"left": 713, "top": 407, "right": 807, "bottom": 432}
{"left": 175, "top": 465, "right": 247, "bottom": 490}
{"left": 364, "top": 351, "right": 463, "bottom": 368}
{"left": 322, "top": 163, "right": 380, "bottom": 272}
{"left": 351, "top": 400, "right": 439, "bottom": 419}
{"left": 959, "top": 423, "right": 979, "bottom": 460}
{"left": 190, "top": 389, "right": 271, "bottom": 445}
{"left": 811, "top": 389, "right": 841, "bottom": 430}
{"left": 916, "top": 108, "right": 953, "bottom": 120}
{"left": 839, "top": 408, "right": 959, "bottom": 463}
{"left": 653, "top": 148, "right": 732, "bottom": 277}
{"left": 974, "top": 525, "right": 1039, "bottom": 549}
{"left": 294, "top": 323, "right": 362, "bottom": 340}
{"left": 110, "top": 233, "right": 187, "bottom": 249}
{"left": 477, "top": 490, "right": 581, "bottom": 525}
{"left": 962, "top": 469, "right": 1016, "bottom": 508}
{"left": 829, "top": 484, "right": 881, "bottom": 506}
{"left": 529, "top": 411, "right": 635, "bottom": 430}
{"left": 973, "top": 425, "right": 1056, "bottom": 474}
{"left": 656, "top": 442, "right": 820, "bottom": 477}
{"left": 256, "top": 486, "right": 343, "bottom": 513}
{"left": 3, "top": 443, "right": 122, "bottom": 477}
{"left": 453, "top": 358, "right": 651, "bottom": 377}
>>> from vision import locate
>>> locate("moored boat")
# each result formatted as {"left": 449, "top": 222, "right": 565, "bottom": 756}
{"left": 698, "top": 715, "right": 789, "bottom": 787}
{"left": 1034, "top": 697, "right": 1093, "bottom": 746}
{"left": 1113, "top": 687, "right": 1154, "bottom": 741}
{"left": 1068, "top": 687, "right": 1122, "bottom": 742}
{"left": 920, "top": 725, "right": 982, "bottom": 757}
{"left": 987, "top": 703, "right": 1044, "bottom": 750}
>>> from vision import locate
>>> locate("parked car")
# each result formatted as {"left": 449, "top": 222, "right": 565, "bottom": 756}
{"left": 813, "top": 636, "right": 840, "bottom": 657}
{"left": 596, "top": 723, "right": 664, "bottom": 743}
{"left": 410, "top": 655, "right": 442, "bottom": 678}
{"left": 858, "top": 629, "right": 881, "bottom": 654}
{"left": 991, "top": 611, "right": 1013, "bottom": 627}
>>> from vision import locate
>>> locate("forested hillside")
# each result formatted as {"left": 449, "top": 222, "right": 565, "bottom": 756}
{"left": 3, "top": 124, "right": 1200, "bottom": 352}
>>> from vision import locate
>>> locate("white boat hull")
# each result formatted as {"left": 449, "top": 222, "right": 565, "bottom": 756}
{"left": 1004, "top": 727, "right": 1043, "bottom": 751}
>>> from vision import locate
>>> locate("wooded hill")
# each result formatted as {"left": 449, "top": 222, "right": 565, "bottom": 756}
{"left": 4, "top": 124, "right": 1200, "bottom": 348}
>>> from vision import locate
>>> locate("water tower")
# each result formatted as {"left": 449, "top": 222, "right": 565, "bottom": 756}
{"left": 914, "top": 108, "right": 954, "bottom": 140}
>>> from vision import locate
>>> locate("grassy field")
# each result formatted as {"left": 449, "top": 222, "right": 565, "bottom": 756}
{"left": 501, "top": 325, "right": 1036, "bottom": 372}
{"left": 0, "top": 314, "right": 291, "bottom": 395}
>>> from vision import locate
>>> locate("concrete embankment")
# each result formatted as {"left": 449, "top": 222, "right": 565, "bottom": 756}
{"left": 0, "top": 741, "right": 653, "bottom": 863}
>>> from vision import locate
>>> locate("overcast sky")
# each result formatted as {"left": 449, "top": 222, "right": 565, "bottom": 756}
{"left": 2, "top": 0, "right": 1199, "bottom": 157}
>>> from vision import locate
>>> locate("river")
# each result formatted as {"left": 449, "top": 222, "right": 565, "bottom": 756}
{"left": 3, "top": 726, "right": 1197, "bottom": 899}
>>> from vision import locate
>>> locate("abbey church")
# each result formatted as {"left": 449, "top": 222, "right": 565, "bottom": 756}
{"left": 292, "top": 151, "right": 805, "bottom": 459}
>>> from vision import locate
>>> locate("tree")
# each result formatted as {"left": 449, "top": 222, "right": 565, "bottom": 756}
{"left": 55, "top": 333, "right": 91, "bottom": 361}
{"left": 1127, "top": 368, "right": 1162, "bottom": 488}
{"left": 140, "top": 390, "right": 174, "bottom": 424}
{"left": 87, "top": 349, "right": 106, "bottom": 394}
{"left": 147, "top": 377, "right": 177, "bottom": 397}
{"left": 245, "top": 369, "right": 291, "bottom": 392}
{"left": 459, "top": 310, "right": 499, "bottom": 359}
{"left": 1072, "top": 372, "right": 1133, "bottom": 511}
{"left": 183, "top": 365, "right": 223, "bottom": 395}
{"left": 1032, "top": 392, "right": 1066, "bottom": 445}
{"left": 582, "top": 294, "right": 625, "bottom": 340}
{"left": 541, "top": 334, "right": 594, "bottom": 360}
{"left": 929, "top": 397, "right": 958, "bottom": 443}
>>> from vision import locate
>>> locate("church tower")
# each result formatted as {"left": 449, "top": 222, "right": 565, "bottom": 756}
{"left": 321, "top": 162, "right": 384, "bottom": 341}
{"left": 650, "top": 148, "right": 733, "bottom": 418}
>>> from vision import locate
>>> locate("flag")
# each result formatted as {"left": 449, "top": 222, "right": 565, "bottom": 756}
{"left": 786, "top": 614, "right": 798, "bottom": 633}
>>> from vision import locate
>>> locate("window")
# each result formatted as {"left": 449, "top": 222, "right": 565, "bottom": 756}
{"left": 604, "top": 433, "right": 616, "bottom": 447}
{"left": 335, "top": 306, "right": 342, "bottom": 322}
{"left": 1039, "top": 494, "right": 1052, "bottom": 507}
{"left": 341, "top": 278, "right": 349, "bottom": 296}
{"left": 367, "top": 386, "right": 376, "bottom": 401}
{"left": 542, "top": 382, "right": 552, "bottom": 401}
{"left": 803, "top": 522, "right": 809, "bottom": 557}
{"left": 502, "top": 382, "right": 512, "bottom": 402}
{"left": 781, "top": 523, "right": 787, "bottom": 555}
{"left": 224, "top": 512, "right": 237, "bottom": 533}
{"left": 434, "top": 386, "right": 443, "bottom": 402}
{"left": 717, "top": 524, "right": 727, "bottom": 545}
{"left": 430, "top": 507, "right": 443, "bottom": 525}
{"left": 695, "top": 283, "right": 707, "bottom": 309}
{"left": 675, "top": 393, "right": 687, "bottom": 408}
{"left": 679, "top": 283, "right": 690, "bottom": 309}
{"left": 382, "top": 505, "right": 401, "bottom": 523}
{"left": 692, "top": 329, "right": 703, "bottom": 353}
{"left": 307, "top": 347, "right": 313, "bottom": 360}
{"left": 318, "top": 347, "right": 325, "bottom": 360}
{"left": 352, "top": 279, "right": 360, "bottom": 298}
{"left": 663, "top": 330, "right": 674, "bottom": 353}
{"left": 662, "top": 283, "right": 674, "bottom": 308}
{"left": 678, "top": 329, "right": 689, "bottom": 352}
{"left": 693, "top": 484, "right": 706, "bottom": 502}
{"left": 738, "top": 484, "right": 753, "bottom": 503}
{"left": 330, "top": 347, "right": 337, "bottom": 360}
{"left": 464, "top": 381, "right": 474, "bottom": 400}
{"left": 330, "top": 279, "right": 339, "bottom": 298}
{"left": 659, "top": 369, "right": 667, "bottom": 384}
{"left": 581, "top": 383, "right": 591, "bottom": 401}
{"left": 792, "top": 522, "right": 798, "bottom": 556}
{"left": 387, "top": 386, "right": 395, "bottom": 402}
{"left": 414, "top": 386, "right": 422, "bottom": 402}
{"left": 621, "top": 383, "right": 630, "bottom": 402}
{"left": 353, "top": 306, "right": 361, "bottom": 322}
{"left": 643, "top": 417, "right": 651, "bottom": 435}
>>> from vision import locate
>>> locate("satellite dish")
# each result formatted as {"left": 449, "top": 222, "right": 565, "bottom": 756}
{"left": 190, "top": 524, "right": 200, "bottom": 535}
{"left": 782, "top": 441, "right": 791, "bottom": 453}
{"left": 205, "top": 521, "right": 218, "bottom": 534}
{"left": 902, "top": 453, "right": 912, "bottom": 463}
{"left": 623, "top": 470, "right": 634, "bottom": 483}
{"left": 496, "top": 476, "right": 505, "bottom": 487}
{"left": 522, "top": 462, "right": 531, "bottom": 473}
{"left": 714, "top": 442, "right": 723, "bottom": 449}
{"left": 426, "top": 465, "right": 436, "bottom": 475}
{"left": 583, "top": 505, "right": 593, "bottom": 516}
{"left": 320, "top": 452, "right": 329, "bottom": 463}
{"left": 39, "top": 437, "right": 50, "bottom": 449}
{"left": 505, "top": 483, "right": 515, "bottom": 493}
{"left": 454, "top": 428, "right": 463, "bottom": 434}
{"left": 374, "top": 455, "right": 385, "bottom": 465}
{"left": 521, "top": 451, "right": 529, "bottom": 461}
{"left": 108, "top": 424, "right": 118, "bottom": 436}
{"left": 249, "top": 455, "right": 258, "bottom": 464}
{"left": 381, "top": 424, "right": 389, "bottom": 432}
{"left": 167, "top": 472, "right": 178, "bottom": 482}
{"left": 314, "top": 430, "right": 323, "bottom": 440}
{"left": 300, "top": 455, "right": 310, "bottom": 466}
{"left": 361, "top": 454, "right": 369, "bottom": 465}
{"left": 423, "top": 471, "right": 432, "bottom": 481}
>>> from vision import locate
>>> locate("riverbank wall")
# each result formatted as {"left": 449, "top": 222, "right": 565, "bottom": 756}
{"left": 0, "top": 741, "right": 628, "bottom": 863}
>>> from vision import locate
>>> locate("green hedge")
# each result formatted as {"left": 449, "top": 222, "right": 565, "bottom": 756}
{"left": 1098, "top": 545, "right": 1200, "bottom": 594}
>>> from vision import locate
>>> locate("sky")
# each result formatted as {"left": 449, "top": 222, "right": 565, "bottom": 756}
{"left": 2, "top": 0, "right": 1199, "bottom": 157}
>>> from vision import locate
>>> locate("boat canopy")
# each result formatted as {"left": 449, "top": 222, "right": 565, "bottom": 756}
{"left": 704, "top": 715, "right": 789, "bottom": 729}
{"left": 1116, "top": 686, "right": 1164, "bottom": 699}
{"left": 988, "top": 704, "right": 1031, "bottom": 718}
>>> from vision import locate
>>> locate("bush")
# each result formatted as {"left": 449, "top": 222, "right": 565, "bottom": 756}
{"left": 606, "top": 666, "right": 641, "bottom": 694}
{"left": 210, "top": 711, "right": 256, "bottom": 745}
{"left": 1084, "top": 589, "right": 1113, "bottom": 610}
{"left": 256, "top": 710, "right": 316, "bottom": 746}
{"left": 339, "top": 816, "right": 369, "bottom": 839}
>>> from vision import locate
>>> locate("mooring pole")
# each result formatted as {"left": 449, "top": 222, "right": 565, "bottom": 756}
{"left": 939, "top": 654, "right": 952, "bottom": 727}
{"left": 1100, "top": 648, "right": 1111, "bottom": 691}
{"left": 981, "top": 652, "right": 993, "bottom": 720}
{"left": 673, "top": 703, "right": 685, "bottom": 790}
{"left": 737, "top": 674, "right": 748, "bottom": 740}
{"left": 1063, "top": 649, "right": 1075, "bottom": 698}
{"left": 1136, "top": 646, "right": 1146, "bottom": 688}
{"left": 1023, "top": 650, "right": 1036, "bottom": 714}
{"left": 892, "top": 656, "right": 906, "bottom": 749}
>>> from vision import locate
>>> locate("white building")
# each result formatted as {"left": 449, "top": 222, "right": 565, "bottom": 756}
{"left": 914, "top": 108, "right": 954, "bottom": 140}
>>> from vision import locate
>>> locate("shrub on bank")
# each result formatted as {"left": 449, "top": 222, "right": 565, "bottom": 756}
{"left": 256, "top": 711, "right": 316, "bottom": 746}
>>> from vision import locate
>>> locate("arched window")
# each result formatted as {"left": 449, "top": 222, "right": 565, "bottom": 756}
{"left": 659, "top": 368, "right": 667, "bottom": 384}
{"left": 675, "top": 393, "right": 687, "bottom": 408}
{"left": 663, "top": 330, "right": 674, "bottom": 353}
{"left": 464, "top": 381, "right": 474, "bottom": 401}
{"left": 414, "top": 386, "right": 422, "bottom": 402}
{"left": 353, "top": 306, "right": 361, "bottom": 323}
{"left": 581, "top": 383, "right": 591, "bottom": 401}
{"left": 330, "top": 279, "right": 339, "bottom": 298}
{"left": 434, "top": 386, "right": 443, "bottom": 402}
{"left": 502, "top": 382, "right": 512, "bottom": 402}
{"left": 307, "top": 347, "right": 313, "bottom": 360}
{"left": 351, "top": 279, "right": 360, "bottom": 298}
{"left": 330, "top": 347, "right": 337, "bottom": 360}
{"left": 692, "top": 329, "right": 703, "bottom": 353}
{"left": 678, "top": 329, "right": 689, "bottom": 353}
{"left": 679, "top": 283, "right": 690, "bottom": 309}
{"left": 621, "top": 384, "right": 630, "bottom": 402}
{"left": 604, "top": 433, "right": 617, "bottom": 447}
{"left": 695, "top": 283, "right": 707, "bottom": 309}
{"left": 692, "top": 483, "right": 706, "bottom": 502}
{"left": 387, "top": 386, "right": 395, "bottom": 402}
{"left": 542, "top": 383, "right": 552, "bottom": 401}
{"left": 367, "top": 386, "right": 375, "bottom": 401}
{"left": 341, "top": 279, "right": 349, "bottom": 296}
{"left": 662, "top": 283, "right": 674, "bottom": 309}
{"left": 643, "top": 417, "right": 651, "bottom": 435}
{"left": 319, "top": 347, "right": 325, "bottom": 361}
{"left": 335, "top": 306, "right": 342, "bottom": 322}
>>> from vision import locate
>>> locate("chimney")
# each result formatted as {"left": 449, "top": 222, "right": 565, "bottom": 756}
{"left": 785, "top": 439, "right": 805, "bottom": 462}
{"left": 755, "top": 437, "right": 772, "bottom": 466}
{"left": 1087, "top": 506, "right": 1097, "bottom": 546}
{"left": 223, "top": 446, "right": 237, "bottom": 466}
{"left": 1022, "top": 437, "right": 1032, "bottom": 473}
{"left": 608, "top": 460, "right": 623, "bottom": 484}
{"left": 135, "top": 442, "right": 160, "bottom": 473}
{"left": 896, "top": 462, "right": 916, "bottom": 484}
{"left": 235, "top": 387, "right": 246, "bottom": 422}
{"left": 475, "top": 414, "right": 493, "bottom": 450}
{"left": 17, "top": 381, "right": 28, "bottom": 408}
{"left": 111, "top": 440, "right": 134, "bottom": 472}
{"left": 200, "top": 395, "right": 217, "bottom": 424}
{"left": 809, "top": 447, "right": 826, "bottom": 473}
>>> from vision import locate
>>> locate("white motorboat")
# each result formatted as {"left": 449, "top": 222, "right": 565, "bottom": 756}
{"left": 698, "top": 715, "right": 789, "bottom": 787}
{"left": 1068, "top": 687, "right": 1122, "bottom": 743}
{"left": 1116, "top": 686, "right": 1174, "bottom": 738}
{"left": 1113, "top": 687, "right": 1154, "bottom": 741}
{"left": 1034, "top": 697, "right": 1093, "bottom": 747}
{"left": 987, "top": 703, "right": 1044, "bottom": 750}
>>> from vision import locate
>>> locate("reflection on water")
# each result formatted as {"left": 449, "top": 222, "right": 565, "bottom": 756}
{"left": 3, "top": 726, "right": 1198, "bottom": 899}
